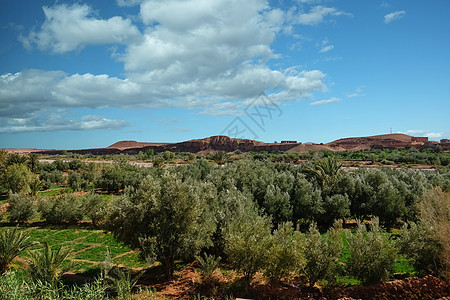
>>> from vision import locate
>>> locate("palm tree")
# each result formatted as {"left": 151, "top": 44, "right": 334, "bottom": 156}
{"left": 303, "top": 157, "right": 343, "bottom": 191}
{"left": 27, "top": 153, "right": 39, "bottom": 173}
{"left": 6, "top": 153, "right": 28, "bottom": 166}
{"left": 30, "top": 178, "right": 43, "bottom": 198}
{"left": 27, "top": 241, "right": 72, "bottom": 285}
{"left": 0, "top": 227, "right": 38, "bottom": 274}
{"left": 211, "top": 151, "right": 229, "bottom": 165}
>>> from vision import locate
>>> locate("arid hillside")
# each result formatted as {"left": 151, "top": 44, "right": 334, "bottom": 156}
{"left": 5, "top": 133, "right": 447, "bottom": 155}
{"left": 327, "top": 133, "right": 416, "bottom": 150}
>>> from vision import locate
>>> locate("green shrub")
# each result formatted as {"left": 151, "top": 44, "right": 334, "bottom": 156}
{"left": 196, "top": 253, "right": 221, "bottom": 280}
{"left": 264, "top": 222, "right": 305, "bottom": 283}
{"left": 38, "top": 194, "right": 84, "bottom": 224}
{"left": 68, "top": 171, "right": 88, "bottom": 192}
{"left": 7, "top": 193, "right": 36, "bottom": 223}
{"left": 223, "top": 199, "right": 272, "bottom": 284}
{"left": 346, "top": 218, "right": 397, "bottom": 285}
{"left": 303, "top": 221, "right": 343, "bottom": 287}
{"left": 398, "top": 188, "right": 450, "bottom": 279}
{"left": 83, "top": 192, "right": 108, "bottom": 227}
{"left": 108, "top": 173, "right": 216, "bottom": 279}
{"left": 1, "top": 163, "right": 35, "bottom": 194}
{"left": 397, "top": 222, "right": 441, "bottom": 276}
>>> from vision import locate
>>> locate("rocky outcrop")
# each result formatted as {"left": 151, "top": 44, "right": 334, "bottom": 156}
{"left": 326, "top": 134, "right": 414, "bottom": 150}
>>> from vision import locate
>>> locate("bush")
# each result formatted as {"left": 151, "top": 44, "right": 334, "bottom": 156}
{"left": 398, "top": 187, "right": 450, "bottom": 279}
{"left": 303, "top": 221, "right": 343, "bottom": 287}
{"left": 346, "top": 218, "right": 397, "bottom": 285}
{"left": 38, "top": 194, "right": 84, "bottom": 224}
{"left": 68, "top": 171, "right": 88, "bottom": 192}
{"left": 196, "top": 252, "right": 221, "bottom": 283}
{"left": 1, "top": 164, "right": 35, "bottom": 194}
{"left": 108, "top": 173, "right": 217, "bottom": 279}
{"left": 83, "top": 192, "right": 108, "bottom": 227}
{"left": 223, "top": 198, "right": 272, "bottom": 284}
{"left": 397, "top": 222, "right": 441, "bottom": 276}
{"left": 264, "top": 222, "right": 305, "bottom": 283}
{"left": 7, "top": 193, "right": 36, "bottom": 223}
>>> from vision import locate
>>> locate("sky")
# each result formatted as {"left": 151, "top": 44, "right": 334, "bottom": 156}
{"left": 0, "top": 0, "right": 449, "bottom": 149}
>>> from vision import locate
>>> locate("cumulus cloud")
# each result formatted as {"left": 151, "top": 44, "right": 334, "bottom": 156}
{"left": 384, "top": 10, "right": 406, "bottom": 24}
{"left": 310, "top": 97, "right": 340, "bottom": 105}
{"left": 20, "top": 4, "right": 141, "bottom": 53}
{"left": 2, "top": 1, "right": 341, "bottom": 132}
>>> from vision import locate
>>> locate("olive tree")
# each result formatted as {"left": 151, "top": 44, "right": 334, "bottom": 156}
{"left": 1, "top": 164, "right": 35, "bottom": 194}
{"left": 108, "top": 173, "right": 217, "bottom": 278}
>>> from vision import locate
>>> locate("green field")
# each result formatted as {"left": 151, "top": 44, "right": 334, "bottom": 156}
{"left": 0, "top": 226, "right": 146, "bottom": 276}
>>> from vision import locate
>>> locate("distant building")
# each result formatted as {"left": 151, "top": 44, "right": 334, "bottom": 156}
{"left": 281, "top": 140, "right": 297, "bottom": 144}
{"left": 441, "top": 139, "right": 450, "bottom": 144}
{"left": 411, "top": 136, "right": 428, "bottom": 143}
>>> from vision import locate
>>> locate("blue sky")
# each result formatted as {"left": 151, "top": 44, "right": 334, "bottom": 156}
{"left": 1, "top": 0, "right": 449, "bottom": 149}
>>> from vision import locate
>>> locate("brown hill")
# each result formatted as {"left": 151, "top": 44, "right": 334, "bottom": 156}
{"left": 326, "top": 133, "right": 413, "bottom": 150}
{"left": 286, "top": 143, "right": 337, "bottom": 153}
{"left": 107, "top": 140, "right": 170, "bottom": 150}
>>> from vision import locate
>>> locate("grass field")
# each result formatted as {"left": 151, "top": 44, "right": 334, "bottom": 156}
{"left": 0, "top": 226, "right": 146, "bottom": 276}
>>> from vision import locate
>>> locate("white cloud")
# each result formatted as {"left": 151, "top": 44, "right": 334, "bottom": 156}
{"left": 310, "top": 97, "right": 340, "bottom": 105}
{"left": 21, "top": 4, "right": 141, "bottom": 53}
{"left": 3, "top": 1, "right": 338, "bottom": 132}
{"left": 403, "top": 130, "right": 443, "bottom": 139}
{"left": 0, "top": 113, "right": 129, "bottom": 133}
{"left": 384, "top": 10, "right": 406, "bottom": 24}
{"left": 381, "top": 1, "right": 390, "bottom": 8}
{"left": 345, "top": 86, "right": 366, "bottom": 98}
{"left": 319, "top": 45, "right": 334, "bottom": 53}
{"left": 116, "top": 0, "right": 142, "bottom": 7}
{"left": 292, "top": 6, "right": 352, "bottom": 26}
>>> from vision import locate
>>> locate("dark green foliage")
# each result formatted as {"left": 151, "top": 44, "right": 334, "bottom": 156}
{"left": 68, "top": 159, "right": 84, "bottom": 171}
{"left": 6, "top": 154, "right": 28, "bottom": 166}
{"left": 262, "top": 184, "right": 292, "bottom": 225}
{"left": 303, "top": 221, "right": 343, "bottom": 286}
{"left": 39, "top": 170, "right": 65, "bottom": 185}
{"left": 27, "top": 153, "right": 40, "bottom": 173}
{"left": 321, "top": 194, "right": 350, "bottom": 226}
{"left": 223, "top": 198, "right": 272, "bottom": 284}
{"left": 7, "top": 193, "right": 36, "bottom": 223}
{"left": 52, "top": 160, "right": 69, "bottom": 172}
{"left": 1, "top": 164, "right": 35, "bottom": 194}
{"left": 264, "top": 222, "right": 305, "bottom": 282}
{"left": 397, "top": 222, "right": 441, "bottom": 276}
{"left": 210, "top": 151, "right": 229, "bottom": 165}
{"left": 398, "top": 188, "right": 450, "bottom": 279}
{"left": 196, "top": 253, "right": 221, "bottom": 280}
{"left": 68, "top": 171, "right": 88, "bottom": 192}
{"left": 83, "top": 192, "right": 108, "bottom": 227}
{"left": 346, "top": 218, "right": 397, "bottom": 285}
{"left": 292, "top": 174, "right": 323, "bottom": 223}
{"left": 38, "top": 194, "right": 84, "bottom": 224}
{"left": 108, "top": 173, "right": 216, "bottom": 278}
{"left": 95, "top": 164, "right": 144, "bottom": 192}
